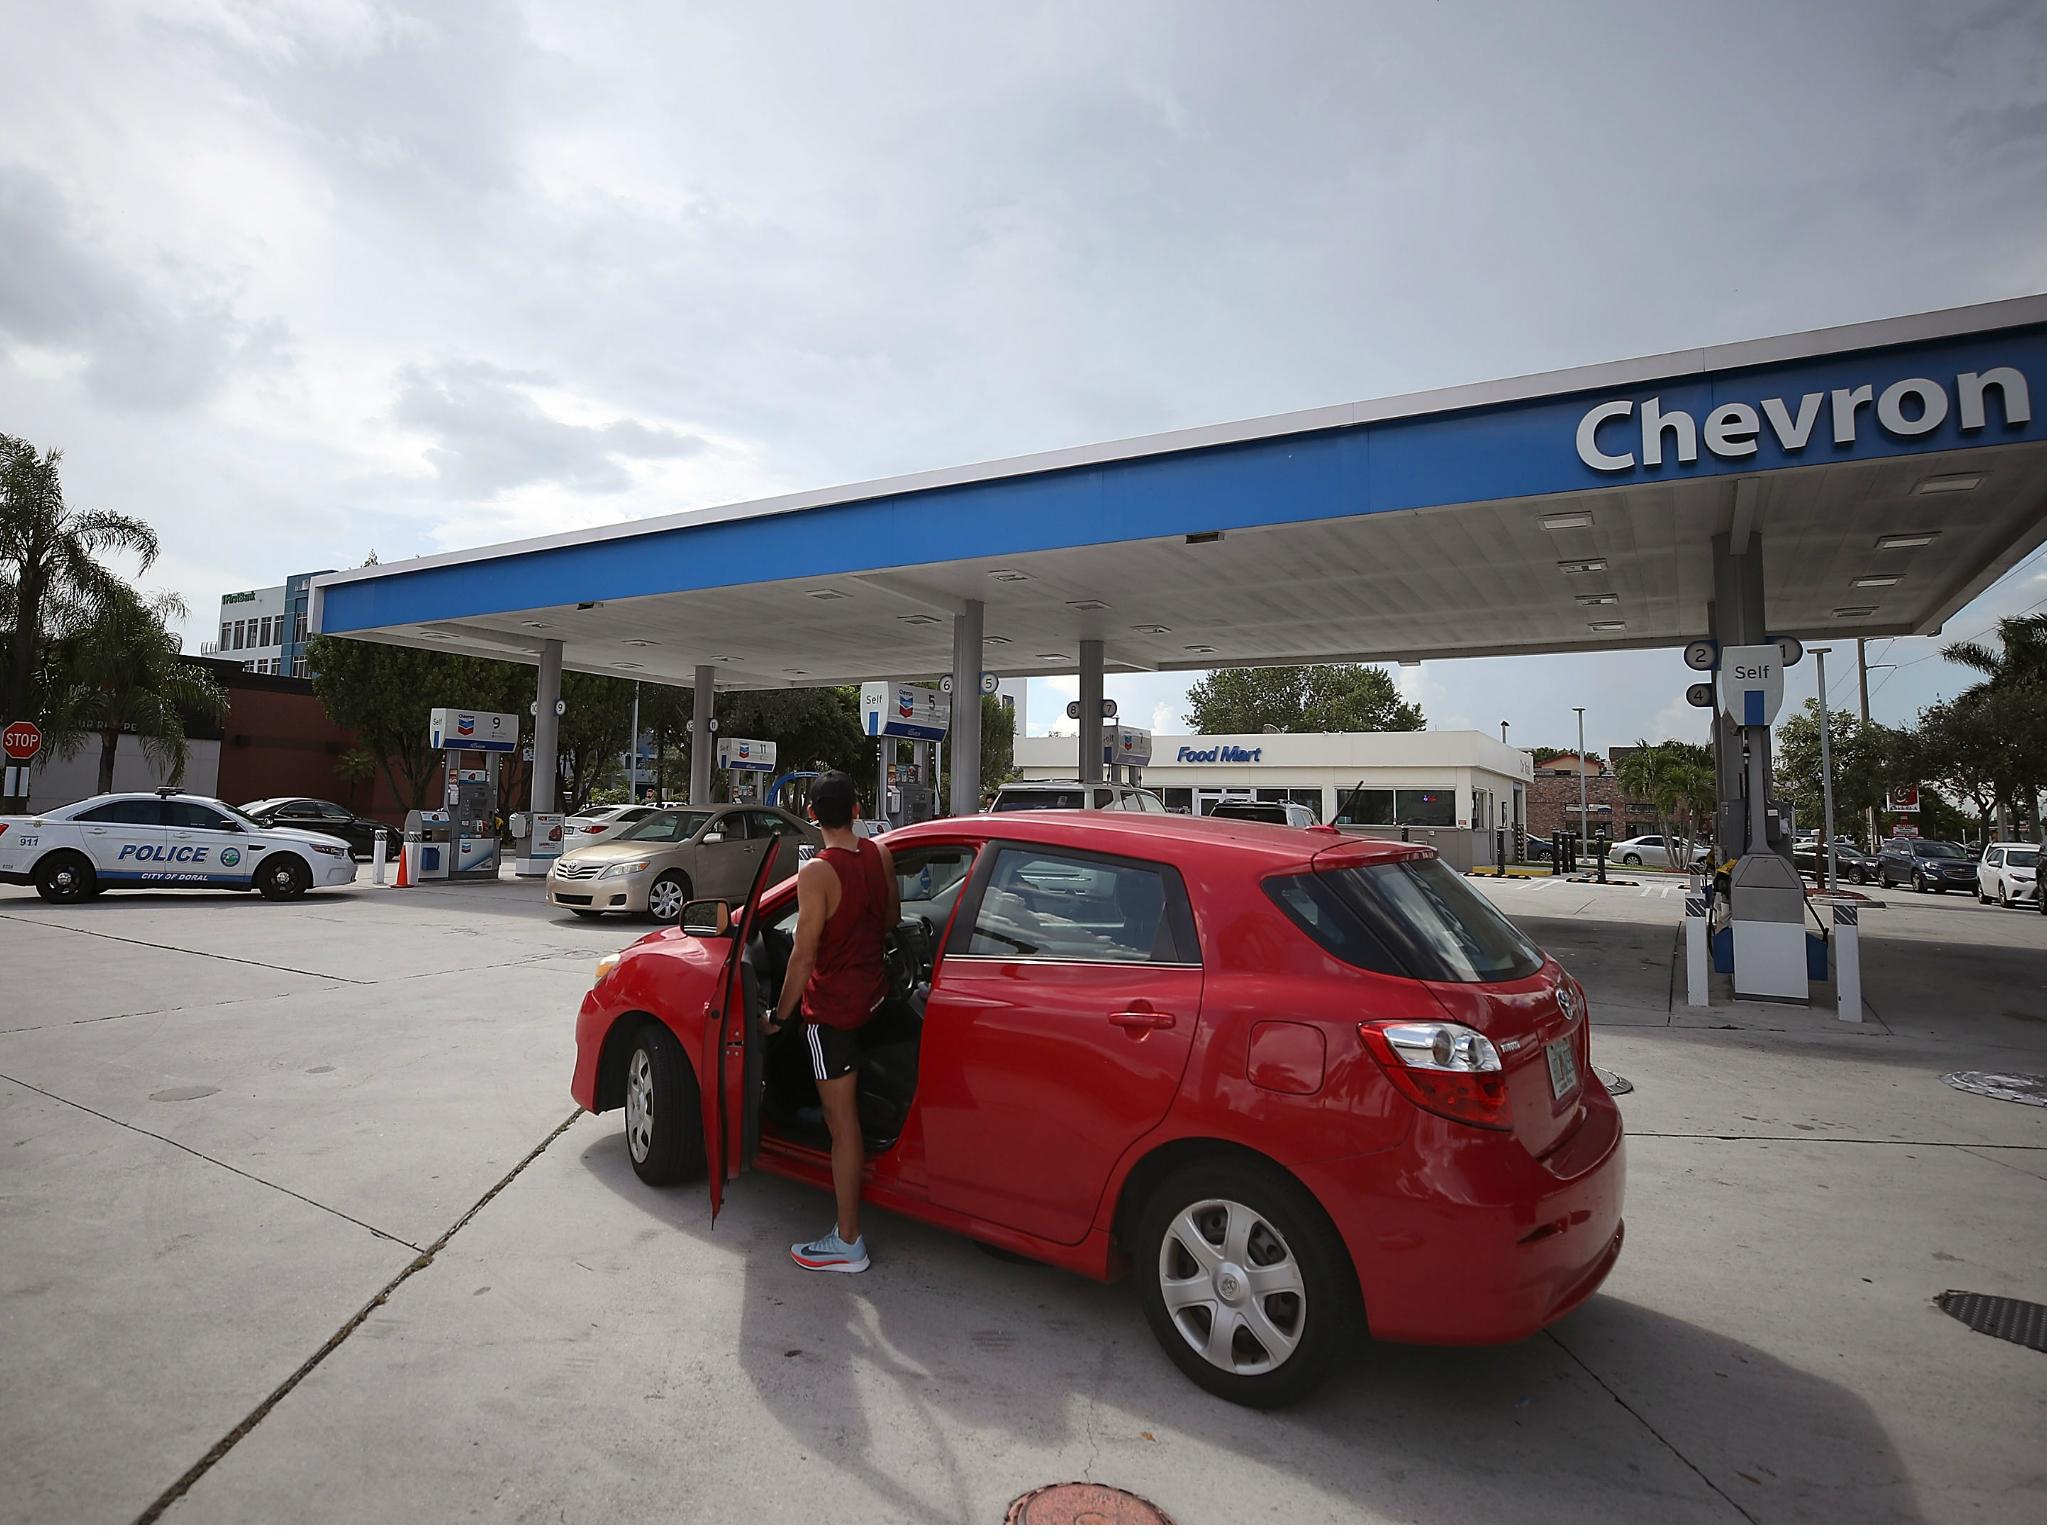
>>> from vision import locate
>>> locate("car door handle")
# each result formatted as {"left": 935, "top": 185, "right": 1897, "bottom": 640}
{"left": 1111, "top": 1008, "right": 1176, "bottom": 1035}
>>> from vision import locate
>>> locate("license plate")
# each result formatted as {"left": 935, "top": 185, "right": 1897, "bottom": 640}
{"left": 1545, "top": 1037, "right": 1579, "bottom": 1100}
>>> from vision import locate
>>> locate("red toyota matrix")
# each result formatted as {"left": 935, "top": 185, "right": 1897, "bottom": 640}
{"left": 571, "top": 813, "right": 1624, "bottom": 1406}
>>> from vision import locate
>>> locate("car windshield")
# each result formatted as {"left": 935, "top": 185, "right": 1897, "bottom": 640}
{"left": 605, "top": 809, "right": 712, "bottom": 844}
{"left": 241, "top": 798, "right": 288, "bottom": 814}
{"left": 2006, "top": 848, "right": 2039, "bottom": 868}
{"left": 1913, "top": 841, "right": 1966, "bottom": 859}
{"left": 992, "top": 788, "right": 1085, "bottom": 811}
{"left": 1266, "top": 856, "right": 1544, "bottom": 983}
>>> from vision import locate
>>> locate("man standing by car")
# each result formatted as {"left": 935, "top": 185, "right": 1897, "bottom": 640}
{"left": 766, "top": 771, "right": 898, "bottom": 1273}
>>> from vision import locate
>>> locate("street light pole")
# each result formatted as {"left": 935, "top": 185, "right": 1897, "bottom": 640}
{"left": 1815, "top": 647, "right": 1838, "bottom": 893}
{"left": 628, "top": 681, "right": 641, "bottom": 803}
{"left": 1574, "top": 707, "right": 1589, "bottom": 846}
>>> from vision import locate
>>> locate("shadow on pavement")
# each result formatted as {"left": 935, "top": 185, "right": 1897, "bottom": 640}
{"left": 572, "top": 1128, "right": 1917, "bottom": 1522}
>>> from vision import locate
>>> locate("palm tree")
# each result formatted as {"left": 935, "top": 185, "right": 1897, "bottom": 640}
{"left": 1615, "top": 739, "right": 1718, "bottom": 865}
{"left": 1, "top": 436, "right": 160, "bottom": 806}
{"left": 1941, "top": 612, "right": 2046, "bottom": 836}
{"left": 1943, "top": 611, "right": 2046, "bottom": 691}
{"left": 42, "top": 588, "right": 227, "bottom": 794}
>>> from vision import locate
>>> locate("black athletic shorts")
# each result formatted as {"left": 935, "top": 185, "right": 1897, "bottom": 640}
{"left": 803, "top": 1021, "right": 859, "bottom": 1082}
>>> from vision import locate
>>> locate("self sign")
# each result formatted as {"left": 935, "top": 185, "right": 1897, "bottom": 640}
{"left": 1716, "top": 644, "right": 1786, "bottom": 727}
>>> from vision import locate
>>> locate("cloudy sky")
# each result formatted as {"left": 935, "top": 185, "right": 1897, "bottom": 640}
{"left": 1, "top": 0, "right": 2041, "bottom": 752}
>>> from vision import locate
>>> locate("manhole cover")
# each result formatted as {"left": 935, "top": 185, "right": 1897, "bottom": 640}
{"left": 1005, "top": 1483, "right": 1171, "bottom": 1524}
{"left": 1934, "top": 1291, "right": 2046, "bottom": 1352}
{"left": 1597, "top": 1069, "right": 1634, "bottom": 1096}
{"left": 1940, "top": 1070, "right": 2046, "bottom": 1107}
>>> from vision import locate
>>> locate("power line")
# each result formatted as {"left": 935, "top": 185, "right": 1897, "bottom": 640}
{"left": 1868, "top": 602, "right": 2046, "bottom": 701}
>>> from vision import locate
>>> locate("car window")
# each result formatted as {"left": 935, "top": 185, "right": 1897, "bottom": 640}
{"left": 1133, "top": 791, "right": 1167, "bottom": 814}
{"left": 89, "top": 799, "right": 171, "bottom": 825}
{"left": 1912, "top": 841, "right": 1965, "bottom": 859}
{"left": 746, "top": 809, "right": 799, "bottom": 841}
{"left": 1985, "top": 848, "right": 2002, "bottom": 866}
{"left": 620, "top": 810, "right": 710, "bottom": 844}
{"left": 311, "top": 800, "right": 351, "bottom": 817}
{"left": 2009, "top": 849, "right": 2039, "bottom": 869}
{"left": 159, "top": 801, "right": 237, "bottom": 831}
{"left": 708, "top": 812, "right": 751, "bottom": 841}
{"left": 1209, "top": 802, "right": 1279, "bottom": 823}
{"left": 1267, "top": 856, "right": 1543, "bottom": 983}
{"left": 961, "top": 846, "right": 1196, "bottom": 964}
{"left": 991, "top": 787, "right": 1085, "bottom": 811}
{"left": 894, "top": 843, "right": 978, "bottom": 930}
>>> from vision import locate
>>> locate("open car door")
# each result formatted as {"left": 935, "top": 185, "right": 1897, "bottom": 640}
{"left": 703, "top": 838, "right": 781, "bottom": 1221}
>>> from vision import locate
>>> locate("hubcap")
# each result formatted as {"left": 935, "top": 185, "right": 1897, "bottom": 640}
{"left": 53, "top": 867, "right": 75, "bottom": 891}
{"left": 626, "top": 1048, "right": 654, "bottom": 1162}
{"left": 1158, "top": 1197, "right": 1306, "bottom": 1376}
{"left": 649, "top": 881, "right": 683, "bottom": 919}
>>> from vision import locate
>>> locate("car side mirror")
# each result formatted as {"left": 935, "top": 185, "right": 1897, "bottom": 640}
{"left": 680, "top": 899, "right": 731, "bottom": 937}
{"left": 701, "top": 830, "right": 723, "bottom": 844}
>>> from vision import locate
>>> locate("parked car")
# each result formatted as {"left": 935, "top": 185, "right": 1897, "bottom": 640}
{"left": 546, "top": 803, "right": 820, "bottom": 920}
{"left": 987, "top": 780, "right": 1170, "bottom": 814}
{"left": 1976, "top": 843, "right": 2040, "bottom": 908}
{"left": 5, "top": 791, "right": 356, "bottom": 901}
{"left": 1606, "top": 834, "right": 1703, "bottom": 869}
{"left": 1206, "top": 798, "right": 1317, "bottom": 829}
{"left": 1792, "top": 839, "right": 1873, "bottom": 884}
{"left": 1879, "top": 837, "right": 1977, "bottom": 894}
{"left": 563, "top": 802, "right": 677, "bottom": 854}
{"left": 1521, "top": 834, "right": 1554, "bottom": 863}
{"left": 239, "top": 797, "right": 400, "bottom": 860}
{"left": 571, "top": 814, "right": 1625, "bottom": 1406}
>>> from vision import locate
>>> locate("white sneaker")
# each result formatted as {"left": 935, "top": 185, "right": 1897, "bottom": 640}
{"left": 789, "top": 1227, "right": 870, "bottom": 1273}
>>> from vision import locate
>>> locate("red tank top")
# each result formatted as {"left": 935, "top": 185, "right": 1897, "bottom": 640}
{"left": 803, "top": 840, "right": 890, "bottom": 1029}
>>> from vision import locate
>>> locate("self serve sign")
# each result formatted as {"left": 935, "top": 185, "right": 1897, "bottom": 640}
{"left": 1716, "top": 645, "right": 1785, "bottom": 727}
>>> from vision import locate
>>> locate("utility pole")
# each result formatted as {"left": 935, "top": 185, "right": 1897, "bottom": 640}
{"left": 1856, "top": 639, "right": 1878, "bottom": 849}
{"left": 1815, "top": 647, "right": 1838, "bottom": 893}
{"left": 1574, "top": 706, "right": 1590, "bottom": 845}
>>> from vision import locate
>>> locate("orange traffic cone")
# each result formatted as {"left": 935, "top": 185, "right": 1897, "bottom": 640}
{"left": 395, "top": 839, "right": 411, "bottom": 889}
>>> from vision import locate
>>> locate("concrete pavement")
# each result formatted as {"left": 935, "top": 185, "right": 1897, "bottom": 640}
{"left": 1, "top": 868, "right": 2041, "bottom": 1522}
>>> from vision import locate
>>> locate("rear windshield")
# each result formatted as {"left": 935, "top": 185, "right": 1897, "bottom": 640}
{"left": 1208, "top": 802, "right": 1283, "bottom": 823}
{"left": 992, "top": 788, "right": 1086, "bottom": 811}
{"left": 2007, "top": 848, "right": 2039, "bottom": 868}
{"left": 1265, "top": 857, "right": 1544, "bottom": 983}
{"left": 1912, "top": 841, "right": 1966, "bottom": 859}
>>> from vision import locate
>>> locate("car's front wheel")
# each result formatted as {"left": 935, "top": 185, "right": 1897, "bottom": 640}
{"left": 646, "top": 871, "right": 691, "bottom": 922}
{"left": 34, "top": 851, "right": 97, "bottom": 904}
{"left": 1914, "top": 871, "right": 1930, "bottom": 894}
{"left": 625, "top": 1022, "right": 704, "bottom": 1186}
{"left": 1133, "top": 1158, "right": 1357, "bottom": 1408}
{"left": 255, "top": 854, "right": 310, "bottom": 900}
{"left": 1999, "top": 884, "right": 2015, "bottom": 909}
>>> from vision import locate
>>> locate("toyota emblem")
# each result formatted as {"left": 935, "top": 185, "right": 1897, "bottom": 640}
{"left": 1556, "top": 985, "right": 1581, "bottom": 1021}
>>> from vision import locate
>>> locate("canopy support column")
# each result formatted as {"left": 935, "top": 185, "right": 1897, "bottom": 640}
{"left": 531, "top": 639, "right": 562, "bottom": 816}
{"left": 948, "top": 601, "right": 984, "bottom": 817}
{"left": 690, "top": 665, "right": 715, "bottom": 804}
{"left": 1079, "top": 640, "right": 1104, "bottom": 785}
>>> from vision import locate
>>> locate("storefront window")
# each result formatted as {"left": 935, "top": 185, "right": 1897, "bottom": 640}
{"left": 1333, "top": 788, "right": 1395, "bottom": 826}
{"left": 1159, "top": 787, "right": 1194, "bottom": 814}
{"left": 1394, "top": 788, "right": 1455, "bottom": 827}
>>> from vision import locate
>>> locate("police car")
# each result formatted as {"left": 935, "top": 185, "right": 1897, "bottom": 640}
{"left": 0, "top": 789, "right": 358, "bottom": 904}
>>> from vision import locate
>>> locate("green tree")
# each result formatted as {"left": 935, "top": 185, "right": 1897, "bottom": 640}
{"left": 1613, "top": 739, "right": 1716, "bottom": 864}
{"left": 555, "top": 671, "right": 638, "bottom": 811}
{"left": 1914, "top": 692, "right": 2008, "bottom": 838}
{"left": 1, "top": 436, "right": 161, "bottom": 807}
{"left": 1185, "top": 664, "right": 1423, "bottom": 734}
{"left": 42, "top": 589, "right": 228, "bottom": 794}
{"left": 980, "top": 693, "right": 1015, "bottom": 798}
{"left": 1939, "top": 612, "right": 2045, "bottom": 832}
{"left": 332, "top": 746, "right": 381, "bottom": 812}
{"left": 1774, "top": 700, "right": 1912, "bottom": 841}
{"left": 715, "top": 685, "right": 874, "bottom": 791}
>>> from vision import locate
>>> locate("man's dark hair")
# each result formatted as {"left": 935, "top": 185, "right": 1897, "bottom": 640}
{"left": 810, "top": 770, "right": 858, "bottom": 829}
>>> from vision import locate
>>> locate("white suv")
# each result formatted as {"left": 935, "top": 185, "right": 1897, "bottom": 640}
{"left": 986, "top": 780, "right": 1169, "bottom": 814}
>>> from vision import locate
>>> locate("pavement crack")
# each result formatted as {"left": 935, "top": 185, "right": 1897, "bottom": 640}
{"left": 1625, "top": 1131, "right": 2044, "bottom": 1150}
{"left": 0, "top": 1071, "right": 422, "bottom": 1251}
{"left": 134, "top": 1107, "right": 584, "bottom": 1524}
{"left": 0, "top": 911, "right": 364, "bottom": 983}
{"left": 1544, "top": 1329, "right": 1757, "bottom": 1523}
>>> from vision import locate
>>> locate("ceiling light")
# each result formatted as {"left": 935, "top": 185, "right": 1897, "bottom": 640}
{"left": 1066, "top": 599, "right": 1110, "bottom": 612}
{"left": 1854, "top": 574, "right": 1903, "bottom": 588}
{"left": 898, "top": 614, "right": 942, "bottom": 626}
{"left": 984, "top": 635, "right": 1012, "bottom": 645}
{"left": 1185, "top": 531, "right": 1224, "bottom": 545}
{"left": 1184, "top": 644, "right": 1217, "bottom": 654}
{"left": 616, "top": 662, "right": 643, "bottom": 670}
{"left": 1557, "top": 558, "right": 1607, "bottom": 575}
{"left": 419, "top": 629, "right": 455, "bottom": 639}
{"left": 1876, "top": 532, "right": 1940, "bottom": 550}
{"left": 710, "top": 655, "right": 740, "bottom": 663}
{"left": 987, "top": 569, "right": 1031, "bottom": 582}
{"left": 1832, "top": 606, "right": 1876, "bottom": 618}
{"left": 1914, "top": 473, "right": 1982, "bottom": 495}
{"left": 576, "top": 601, "right": 600, "bottom": 611}
{"left": 784, "top": 668, "right": 809, "bottom": 676}
{"left": 1587, "top": 621, "right": 1626, "bottom": 632}
{"left": 1541, "top": 511, "right": 1594, "bottom": 531}
{"left": 522, "top": 621, "right": 550, "bottom": 629}
{"left": 1132, "top": 624, "right": 1173, "bottom": 635}
{"left": 1574, "top": 593, "right": 1621, "bottom": 607}
{"left": 1036, "top": 652, "right": 1072, "bottom": 662}
{"left": 624, "top": 639, "right": 657, "bottom": 647}
{"left": 806, "top": 588, "right": 847, "bottom": 601}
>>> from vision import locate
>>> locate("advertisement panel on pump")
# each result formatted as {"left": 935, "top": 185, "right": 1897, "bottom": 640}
{"left": 428, "top": 708, "right": 520, "bottom": 753}
{"left": 859, "top": 681, "right": 949, "bottom": 741}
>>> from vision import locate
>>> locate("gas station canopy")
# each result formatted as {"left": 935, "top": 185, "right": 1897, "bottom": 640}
{"left": 312, "top": 298, "right": 2044, "bottom": 688}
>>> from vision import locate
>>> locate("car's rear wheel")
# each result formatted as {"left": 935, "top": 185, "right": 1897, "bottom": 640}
{"left": 34, "top": 851, "right": 97, "bottom": 904}
{"left": 1133, "top": 1158, "right": 1357, "bottom": 1408}
{"left": 1979, "top": 886, "right": 1993, "bottom": 904}
{"left": 646, "top": 871, "right": 691, "bottom": 922}
{"left": 1621, "top": 852, "right": 1642, "bottom": 866}
{"left": 255, "top": 854, "right": 311, "bottom": 900}
{"left": 625, "top": 1022, "right": 704, "bottom": 1186}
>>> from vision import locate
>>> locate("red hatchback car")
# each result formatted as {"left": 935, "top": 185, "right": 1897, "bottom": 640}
{"left": 570, "top": 813, "right": 1624, "bottom": 1406}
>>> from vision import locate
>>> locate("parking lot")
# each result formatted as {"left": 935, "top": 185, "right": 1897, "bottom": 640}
{"left": 2, "top": 866, "right": 2042, "bottom": 1523}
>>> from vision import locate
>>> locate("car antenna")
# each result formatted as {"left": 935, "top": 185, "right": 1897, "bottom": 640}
{"left": 1332, "top": 779, "right": 1366, "bottom": 827}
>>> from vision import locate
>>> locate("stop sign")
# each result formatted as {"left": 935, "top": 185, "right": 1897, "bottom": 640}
{"left": 3, "top": 720, "right": 42, "bottom": 760}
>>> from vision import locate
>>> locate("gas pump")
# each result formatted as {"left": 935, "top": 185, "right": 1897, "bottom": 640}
{"left": 717, "top": 736, "right": 777, "bottom": 804}
{"left": 1103, "top": 722, "right": 1153, "bottom": 783}
{"left": 1712, "top": 643, "right": 1809, "bottom": 1000}
{"left": 861, "top": 681, "right": 947, "bottom": 826}
{"left": 423, "top": 707, "right": 518, "bottom": 881}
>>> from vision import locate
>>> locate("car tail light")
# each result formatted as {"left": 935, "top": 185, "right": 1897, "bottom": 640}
{"left": 1358, "top": 1020, "right": 1513, "bottom": 1131}
{"left": 581, "top": 822, "right": 607, "bottom": 834}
